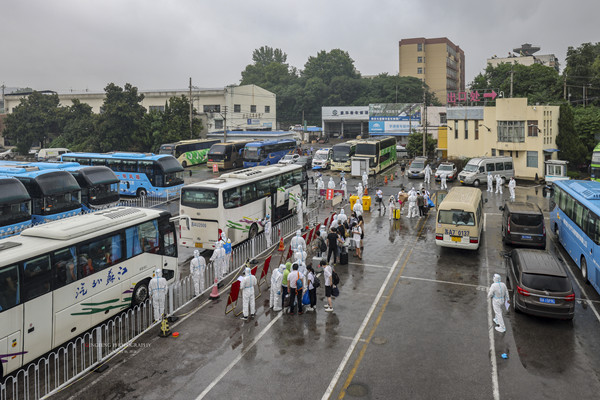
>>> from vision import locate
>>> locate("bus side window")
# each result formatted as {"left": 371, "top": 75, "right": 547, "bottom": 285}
{"left": 241, "top": 183, "right": 257, "bottom": 205}
{"left": 256, "top": 179, "right": 270, "bottom": 197}
{"left": 51, "top": 247, "right": 78, "bottom": 289}
{"left": 139, "top": 221, "right": 159, "bottom": 253}
{"left": 23, "top": 255, "right": 52, "bottom": 301}
{"left": 126, "top": 226, "right": 143, "bottom": 258}
{"left": 496, "top": 162, "right": 504, "bottom": 171}
{"left": 486, "top": 163, "right": 495, "bottom": 172}
{"left": 223, "top": 188, "right": 242, "bottom": 209}
{"left": 505, "top": 162, "right": 513, "bottom": 170}
{"left": 0, "top": 265, "right": 20, "bottom": 311}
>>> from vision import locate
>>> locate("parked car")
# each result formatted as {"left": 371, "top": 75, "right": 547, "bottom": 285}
{"left": 407, "top": 157, "right": 428, "bottom": 179}
{"left": 294, "top": 156, "right": 312, "bottom": 169}
{"left": 506, "top": 249, "right": 575, "bottom": 320}
{"left": 500, "top": 202, "right": 546, "bottom": 249}
{"left": 434, "top": 162, "right": 458, "bottom": 181}
{"left": 278, "top": 154, "right": 299, "bottom": 165}
{"left": 0, "top": 148, "right": 14, "bottom": 160}
{"left": 37, "top": 147, "right": 70, "bottom": 161}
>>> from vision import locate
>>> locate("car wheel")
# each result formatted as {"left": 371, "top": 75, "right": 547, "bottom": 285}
{"left": 137, "top": 188, "right": 147, "bottom": 197}
{"left": 581, "top": 256, "right": 589, "bottom": 284}
{"left": 232, "top": 162, "right": 237, "bottom": 168}
{"left": 473, "top": 179, "right": 480, "bottom": 187}
{"left": 248, "top": 223, "right": 258, "bottom": 240}
{"left": 131, "top": 280, "right": 149, "bottom": 306}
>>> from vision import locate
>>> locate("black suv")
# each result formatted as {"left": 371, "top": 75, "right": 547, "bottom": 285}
{"left": 500, "top": 202, "right": 546, "bottom": 249}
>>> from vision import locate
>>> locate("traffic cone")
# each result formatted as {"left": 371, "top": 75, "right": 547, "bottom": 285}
{"left": 384, "top": 176, "right": 388, "bottom": 185}
{"left": 209, "top": 278, "right": 220, "bottom": 300}
{"left": 391, "top": 173, "right": 394, "bottom": 181}
{"left": 278, "top": 236, "right": 285, "bottom": 251}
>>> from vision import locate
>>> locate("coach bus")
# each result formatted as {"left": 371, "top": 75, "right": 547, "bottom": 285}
{"left": 331, "top": 140, "right": 358, "bottom": 172}
{"left": 0, "top": 207, "right": 178, "bottom": 380}
{"left": 179, "top": 164, "right": 308, "bottom": 249}
{"left": 62, "top": 153, "right": 184, "bottom": 198}
{"left": 550, "top": 180, "right": 600, "bottom": 295}
{"left": 355, "top": 136, "right": 397, "bottom": 175}
{"left": 206, "top": 140, "right": 250, "bottom": 170}
{"left": 0, "top": 178, "right": 32, "bottom": 238}
{"left": 0, "top": 167, "right": 82, "bottom": 224}
{"left": 159, "top": 139, "right": 220, "bottom": 167}
{"left": 242, "top": 139, "right": 297, "bottom": 168}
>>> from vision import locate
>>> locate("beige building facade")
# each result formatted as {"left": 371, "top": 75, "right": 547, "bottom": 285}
{"left": 446, "top": 98, "right": 559, "bottom": 180}
{"left": 398, "top": 37, "right": 465, "bottom": 105}
{"left": 3, "top": 84, "right": 277, "bottom": 136}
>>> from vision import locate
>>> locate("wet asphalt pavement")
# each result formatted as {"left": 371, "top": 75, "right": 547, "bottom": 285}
{"left": 56, "top": 162, "right": 600, "bottom": 400}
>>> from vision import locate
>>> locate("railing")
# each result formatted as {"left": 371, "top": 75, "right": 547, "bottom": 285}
{"left": 118, "top": 192, "right": 179, "bottom": 209}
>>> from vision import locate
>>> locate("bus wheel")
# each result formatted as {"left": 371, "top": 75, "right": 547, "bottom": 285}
{"left": 132, "top": 280, "right": 150, "bottom": 306}
{"left": 581, "top": 256, "right": 589, "bottom": 284}
{"left": 182, "top": 161, "right": 187, "bottom": 168}
{"left": 232, "top": 162, "right": 237, "bottom": 168}
{"left": 248, "top": 224, "right": 258, "bottom": 240}
{"left": 137, "top": 188, "right": 147, "bottom": 197}
{"left": 473, "top": 179, "right": 480, "bottom": 187}
{"left": 266, "top": 161, "right": 270, "bottom": 165}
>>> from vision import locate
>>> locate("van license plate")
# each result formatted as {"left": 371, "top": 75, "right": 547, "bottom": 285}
{"left": 195, "top": 243, "right": 203, "bottom": 248}
{"left": 460, "top": 180, "right": 464, "bottom": 183}
{"left": 451, "top": 236, "right": 462, "bottom": 242}
{"left": 521, "top": 235, "right": 532, "bottom": 240}
{"left": 540, "top": 297, "right": 555, "bottom": 304}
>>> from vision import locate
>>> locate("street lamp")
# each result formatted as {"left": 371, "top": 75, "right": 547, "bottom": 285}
{"left": 478, "top": 124, "right": 491, "bottom": 132}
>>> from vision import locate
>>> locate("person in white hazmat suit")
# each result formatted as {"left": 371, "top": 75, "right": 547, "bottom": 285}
{"left": 353, "top": 196, "right": 363, "bottom": 217}
{"left": 328, "top": 177, "right": 336, "bottom": 190}
{"left": 495, "top": 175, "right": 503, "bottom": 194}
{"left": 356, "top": 182, "right": 363, "bottom": 198}
{"left": 149, "top": 268, "right": 168, "bottom": 321}
{"left": 270, "top": 264, "right": 285, "bottom": 311}
{"left": 317, "top": 176, "right": 325, "bottom": 200}
{"left": 488, "top": 274, "right": 509, "bottom": 333}
{"left": 388, "top": 195, "right": 397, "bottom": 220}
{"left": 407, "top": 192, "right": 418, "bottom": 218}
{"left": 362, "top": 170, "right": 369, "bottom": 191}
{"left": 440, "top": 173, "right": 448, "bottom": 190}
{"left": 294, "top": 244, "right": 308, "bottom": 276}
{"left": 508, "top": 177, "right": 516, "bottom": 201}
{"left": 240, "top": 267, "right": 258, "bottom": 321}
{"left": 487, "top": 172, "right": 493, "bottom": 192}
{"left": 220, "top": 232, "right": 232, "bottom": 278}
{"left": 263, "top": 214, "right": 272, "bottom": 248}
{"left": 340, "top": 177, "right": 347, "bottom": 200}
{"left": 337, "top": 209, "right": 347, "bottom": 225}
{"left": 296, "top": 195, "right": 304, "bottom": 228}
{"left": 190, "top": 250, "right": 206, "bottom": 296}
{"left": 424, "top": 164, "right": 432, "bottom": 185}
{"left": 210, "top": 241, "right": 226, "bottom": 281}
{"left": 290, "top": 229, "right": 306, "bottom": 253}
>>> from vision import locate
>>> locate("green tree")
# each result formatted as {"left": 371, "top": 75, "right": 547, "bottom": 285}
{"left": 251, "top": 46, "right": 287, "bottom": 65}
{"left": 406, "top": 131, "right": 436, "bottom": 158}
{"left": 3, "top": 91, "right": 64, "bottom": 154}
{"left": 96, "top": 83, "right": 147, "bottom": 152}
{"left": 564, "top": 42, "right": 600, "bottom": 106}
{"left": 302, "top": 49, "right": 360, "bottom": 86}
{"left": 50, "top": 99, "right": 98, "bottom": 151}
{"left": 556, "top": 103, "right": 587, "bottom": 166}
{"left": 573, "top": 105, "right": 600, "bottom": 157}
{"left": 357, "top": 74, "right": 440, "bottom": 105}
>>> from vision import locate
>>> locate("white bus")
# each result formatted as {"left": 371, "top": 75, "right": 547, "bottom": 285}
{"left": 331, "top": 140, "right": 358, "bottom": 172}
{"left": 0, "top": 207, "right": 178, "bottom": 379}
{"left": 435, "top": 187, "right": 485, "bottom": 250}
{"left": 179, "top": 164, "right": 308, "bottom": 249}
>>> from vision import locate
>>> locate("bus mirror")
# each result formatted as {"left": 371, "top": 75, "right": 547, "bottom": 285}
{"left": 179, "top": 215, "right": 191, "bottom": 230}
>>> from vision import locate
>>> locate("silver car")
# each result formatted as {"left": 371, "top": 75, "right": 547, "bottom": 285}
{"left": 407, "top": 157, "right": 428, "bottom": 179}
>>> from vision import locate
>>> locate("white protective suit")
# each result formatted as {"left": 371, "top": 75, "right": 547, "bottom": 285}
{"left": 264, "top": 215, "right": 272, "bottom": 248}
{"left": 210, "top": 241, "right": 227, "bottom": 281}
{"left": 328, "top": 178, "right": 336, "bottom": 190}
{"left": 337, "top": 209, "right": 348, "bottom": 225}
{"left": 488, "top": 274, "right": 509, "bottom": 333}
{"left": 270, "top": 264, "right": 285, "bottom": 311}
{"left": 495, "top": 175, "right": 503, "bottom": 194}
{"left": 362, "top": 171, "right": 369, "bottom": 190}
{"left": 487, "top": 173, "right": 493, "bottom": 192}
{"left": 408, "top": 187, "right": 417, "bottom": 197}
{"left": 440, "top": 173, "right": 448, "bottom": 190}
{"left": 353, "top": 197, "right": 363, "bottom": 217}
{"left": 296, "top": 195, "right": 304, "bottom": 228}
{"left": 294, "top": 245, "right": 308, "bottom": 276}
{"left": 388, "top": 196, "right": 396, "bottom": 220}
{"left": 424, "top": 165, "right": 432, "bottom": 184}
{"left": 149, "top": 269, "right": 168, "bottom": 321}
{"left": 290, "top": 230, "right": 306, "bottom": 253}
{"left": 240, "top": 267, "right": 258, "bottom": 319}
{"left": 340, "top": 177, "right": 347, "bottom": 200}
{"left": 408, "top": 193, "right": 418, "bottom": 218}
{"left": 220, "top": 233, "right": 232, "bottom": 278}
{"left": 317, "top": 176, "right": 325, "bottom": 192}
{"left": 190, "top": 250, "right": 206, "bottom": 296}
{"left": 508, "top": 178, "right": 516, "bottom": 200}
{"left": 356, "top": 183, "right": 364, "bottom": 198}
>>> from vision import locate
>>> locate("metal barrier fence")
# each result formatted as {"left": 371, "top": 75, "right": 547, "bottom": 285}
{"left": 118, "top": 193, "right": 179, "bottom": 209}
{"left": 0, "top": 213, "right": 305, "bottom": 400}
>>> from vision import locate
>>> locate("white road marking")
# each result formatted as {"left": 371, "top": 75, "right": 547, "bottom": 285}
{"left": 400, "top": 275, "right": 486, "bottom": 290}
{"left": 484, "top": 213, "right": 487, "bottom": 232}
{"left": 195, "top": 313, "right": 283, "bottom": 400}
{"left": 338, "top": 335, "right": 367, "bottom": 343}
{"left": 347, "top": 262, "right": 391, "bottom": 269}
{"left": 484, "top": 238, "right": 501, "bottom": 400}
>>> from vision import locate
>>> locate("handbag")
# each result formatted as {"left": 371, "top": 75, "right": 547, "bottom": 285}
{"left": 302, "top": 290, "right": 311, "bottom": 305}
{"left": 331, "top": 286, "right": 340, "bottom": 297}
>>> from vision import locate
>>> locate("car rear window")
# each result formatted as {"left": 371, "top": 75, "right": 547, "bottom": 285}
{"left": 510, "top": 213, "right": 543, "bottom": 226}
{"left": 521, "top": 273, "right": 571, "bottom": 292}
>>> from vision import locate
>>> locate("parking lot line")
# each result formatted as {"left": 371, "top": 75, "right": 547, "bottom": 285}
{"left": 484, "top": 235, "right": 500, "bottom": 400}
{"left": 400, "top": 275, "right": 486, "bottom": 290}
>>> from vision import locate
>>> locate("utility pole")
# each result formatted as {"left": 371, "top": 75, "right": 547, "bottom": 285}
{"left": 189, "top": 77, "right": 193, "bottom": 138}
{"left": 510, "top": 66, "right": 514, "bottom": 98}
{"left": 422, "top": 90, "right": 427, "bottom": 157}
{"left": 563, "top": 75, "right": 567, "bottom": 101}
{"left": 223, "top": 105, "right": 228, "bottom": 143}
{"left": 0, "top": 83, "right": 5, "bottom": 113}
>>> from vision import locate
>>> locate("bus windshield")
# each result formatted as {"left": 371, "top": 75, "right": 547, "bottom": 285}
{"left": 463, "top": 163, "right": 479, "bottom": 172}
{"left": 0, "top": 201, "right": 31, "bottom": 225}
{"left": 356, "top": 144, "right": 376, "bottom": 156}
{"left": 158, "top": 145, "right": 175, "bottom": 156}
{"left": 88, "top": 183, "right": 120, "bottom": 206}
{"left": 333, "top": 145, "right": 351, "bottom": 162}
{"left": 244, "top": 147, "right": 261, "bottom": 161}
{"left": 592, "top": 152, "right": 600, "bottom": 164}
{"left": 44, "top": 191, "right": 81, "bottom": 214}
{"left": 438, "top": 210, "right": 475, "bottom": 226}
{"left": 181, "top": 188, "right": 219, "bottom": 209}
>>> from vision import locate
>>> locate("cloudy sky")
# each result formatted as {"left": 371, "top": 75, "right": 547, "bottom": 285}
{"left": 1, "top": 0, "right": 597, "bottom": 93}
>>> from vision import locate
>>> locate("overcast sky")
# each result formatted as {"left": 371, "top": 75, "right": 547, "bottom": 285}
{"left": 1, "top": 0, "right": 597, "bottom": 93}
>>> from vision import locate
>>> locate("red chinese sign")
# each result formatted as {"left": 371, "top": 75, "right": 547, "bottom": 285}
{"left": 447, "top": 90, "right": 497, "bottom": 105}
{"left": 326, "top": 189, "right": 334, "bottom": 200}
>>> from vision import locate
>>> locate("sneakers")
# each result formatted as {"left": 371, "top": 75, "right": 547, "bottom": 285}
{"left": 240, "top": 316, "right": 248, "bottom": 321}
{"left": 493, "top": 318, "right": 498, "bottom": 325}
{"left": 251, "top": 313, "right": 256, "bottom": 318}
{"left": 305, "top": 306, "right": 314, "bottom": 312}
{"left": 325, "top": 307, "right": 334, "bottom": 312}
{"left": 495, "top": 326, "right": 505, "bottom": 333}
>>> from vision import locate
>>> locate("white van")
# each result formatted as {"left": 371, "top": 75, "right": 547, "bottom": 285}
{"left": 312, "top": 148, "right": 333, "bottom": 169}
{"left": 37, "top": 148, "right": 71, "bottom": 161}
{"left": 435, "top": 187, "right": 485, "bottom": 250}
{"left": 457, "top": 156, "right": 514, "bottom": 187}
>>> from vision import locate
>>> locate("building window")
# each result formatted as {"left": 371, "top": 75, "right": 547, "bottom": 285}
{"left": 417, "top": 56, "right": 423, "bottom": 63}
{"left": 491, "top": 149, "right": 496, "bottom": 156}
{"left": 204, "top": 105, "right": 220, "bottom": 113}
{"left": 454, "top": 121, "right": 458, "bottom": 139}
{"left": 149, "top": 105, "right": 165, "bottom": 113}
{"left": 265, "top": 105, "right": 270, "bottom": 113}
{"left": 527, "top": 151, "right": 538, "bottom": 168}
{"left": 464, "top": 120, "right": 469, "bottom": 139}
{"left": 497, "top": 121, "right": 525, "bottom": 142}
{"left": 250, "top": 105, "right": 257, "bottom": 113}
{"left": 214, "top": 120, "right": 223, "bottom": 130}
{"left": 439, "top": 113, "right": 447, "bottom": 124}
{"left": 417, "top": 43, "right": 423, "bottom": 51}
{"left": 234, "top": 104, "right": 241, "bottom": 113}
{"left": 499, "top": 150, "right": 504, "bottom": 156}
{"left": 528, "top": 120, "right": 538, "bottom": 136}
{"left": 417, "top": 67, "right": 423, "bottom": 74}
{"left": 474, "top": 123, "right": 479, "bottom": 140}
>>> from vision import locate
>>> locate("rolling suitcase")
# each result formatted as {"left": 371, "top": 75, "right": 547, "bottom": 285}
{"left": 394, "top": 208, "right": 401, "bottom": 220}
{"left": 339, "top": 246, "right": 348, "bottom": 265}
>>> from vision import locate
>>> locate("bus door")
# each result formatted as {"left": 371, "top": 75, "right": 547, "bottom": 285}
{"left": 435, "top": 190, "right": 448, "bottom": 208}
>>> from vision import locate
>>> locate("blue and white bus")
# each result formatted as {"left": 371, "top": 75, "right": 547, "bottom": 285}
{"left": 0, "top": 161, "right": 120, "bottom": 211}
{"left": 0, "top": 178, "right": 32, "bottom": 238}
{"left": 62, "top": 153, "right": 184, "bottom": 197}
{"left": 242, "top": 139, "right": 297, "bottom": 168}
{"left": 0, "top": 167, "right": 82, "bottom": 224}
{"left": 550, "top": 180, "right": 600, "bottom": 295}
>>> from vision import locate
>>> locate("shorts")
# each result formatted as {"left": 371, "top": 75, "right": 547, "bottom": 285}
{"left": 325, "top": 285, "right": 332, "bottom": 297}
